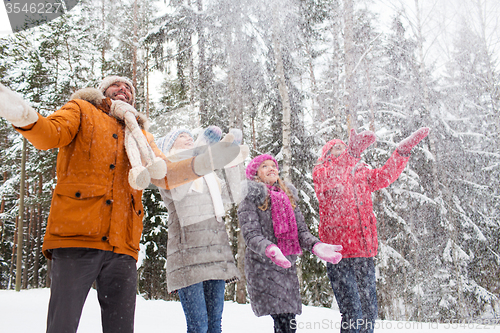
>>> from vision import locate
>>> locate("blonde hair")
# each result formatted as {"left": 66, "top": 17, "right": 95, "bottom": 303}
{"left": 254, "top": 177, "right": 296, "bottom": 211}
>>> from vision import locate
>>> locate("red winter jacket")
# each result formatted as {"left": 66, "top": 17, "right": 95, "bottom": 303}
{"left": 313, "top": 139, "right": 409, "bottom": 258}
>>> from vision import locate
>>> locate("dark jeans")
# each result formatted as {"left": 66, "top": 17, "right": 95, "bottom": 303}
{"left": 327, "top": 257, "right": 377, "bottom": 333}
{"left": 46, "top": 248, "right": 137, "bottom": 333}
{"left": 270, "top": 313, "right": 296, "bottom": 333}
{"left": 177, "top": 279, "right": 226, "bottom": 333}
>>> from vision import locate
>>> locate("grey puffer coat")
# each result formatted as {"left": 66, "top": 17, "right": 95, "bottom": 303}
{"left": 237, "top": 180, "right": 320, "bottom": 317}
{"left": 160, "top": 169, "right": 241, "bottom": 292}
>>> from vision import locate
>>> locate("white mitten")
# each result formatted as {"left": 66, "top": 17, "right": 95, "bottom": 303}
{"left": 312, "top": 242, "right": 342, "bottom": 264}
{"left": 265, "top": 244, "right": 291, "bottom": 268}
{"left": 220, "top": 133, "right": 234, "bottom": 143}
{"left": 147, "top": 156, "right": 168, "bottom": 179}
{"left": 225, "top": 144, "right": 249, "bottom": 168}
{"left": 192, "top": 136, "right": 240, "bottom": 176}
{"left": 0, "top": 83, "right": 39, "bottom": 127}
{"left": 110, "top": 100, "right": 139, "bottom": 120}
{"left": 222, "top": 128, "right": 247, "bottom": 168}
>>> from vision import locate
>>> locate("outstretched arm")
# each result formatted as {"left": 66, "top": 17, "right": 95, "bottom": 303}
{"left": 148, "top": 133, "right": 200, "bottom": 190}
{"left": 1, "top": 83, "right": 82, "bottom": 150}
{"left": 13, "top": 102, "right": 82, "bottom": 151}
{"left": 396, "top": 127, "right": 430, "bottom": 156}
{"left": 365, "top": 127, "right": 429, "bottom": 192}
{"left": 366, "top": 150, "right": 410, "bottom": 192}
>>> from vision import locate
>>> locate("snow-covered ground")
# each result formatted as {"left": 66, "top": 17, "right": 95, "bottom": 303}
{"left": 1, "top": 288, "right": 499, "bottom": 332}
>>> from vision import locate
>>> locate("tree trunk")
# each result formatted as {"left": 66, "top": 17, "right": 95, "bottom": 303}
{"left": 101, "top": 0, "right": 106, "bottom": 78}
{"left": 0, "top": 194, "right": 4, "bottom": 242}
{"left": 271, "top": 5, "right": 292, "bottom": 182}
{"left": 235, "top": 230, "right": 247, "bottom": 304}
{"left": 15, "top": 137, "right": 27, "bottom": 292}
{"left": 226, "top": 24, "right": 247, "bottom": 303}
{"left": 33, "top": 174, "right": 42, "bottom": 287}
{"left": 228, "top": 56, "right": 244, "bottom": 129}
{"left": 46, "top": 167, "right": 56, "bottom": 288}
{"left": 22, "top": 205, "right": 32, "bottom": 289}
{"left": 197, "top": 0, "right": 208, "bottom": 125}
{"left": 305, "top": 42, "right": 322, "bottom": 128}
{"left": 145, "top": 46, "right": 150, "bottom": 118}
{"left": 474, "top": 0, "right": 500, "bottom": 141}
{"left": 413, "top": 0, "right": 445, "bottom": 321}
{"left": 329, "top": 7, "right": 343, "bottom": 139}
{"left": 365, "top": 64, "right": 376, "bottom": 134}
{"left": 343, "top": 0, "right": 357, "bottom": 131}
{"left": 132, "top": 0, "right": 138, "bottom": 89}
{"left": 8, "top": 217, "right": 18, "bottom": 289}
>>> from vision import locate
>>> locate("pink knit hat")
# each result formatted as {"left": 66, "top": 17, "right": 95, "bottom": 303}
{"left": 245, "top": 154, "right": 279, "bottom": 180}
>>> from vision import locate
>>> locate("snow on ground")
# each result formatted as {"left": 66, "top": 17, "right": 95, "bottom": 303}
{"left": 1, "top": 288, "right": 499, "bottom": 332}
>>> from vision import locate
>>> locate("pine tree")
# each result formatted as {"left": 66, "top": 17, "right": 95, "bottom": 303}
{"left": 439, "top": 19, "right": 500, "bottom": 318}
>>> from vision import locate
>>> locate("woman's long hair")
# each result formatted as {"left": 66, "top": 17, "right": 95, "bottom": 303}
{"left": 254, "top": 177, "right": 296, "bottom": 211}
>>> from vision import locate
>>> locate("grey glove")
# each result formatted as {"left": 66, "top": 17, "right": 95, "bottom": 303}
{"left": 193, "top": 134, "right": 240, "bottom": 176}
{"left": 0, "top": 83, "right": 39, "bottom": 127}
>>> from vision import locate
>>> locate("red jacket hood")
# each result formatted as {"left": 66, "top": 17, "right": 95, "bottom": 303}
{"left": 316, "top": 139, "right": 346, "bottom": 164}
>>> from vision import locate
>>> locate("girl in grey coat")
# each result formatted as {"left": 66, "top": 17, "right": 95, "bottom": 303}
{"left": 238, "top": 154, "right": 343, "bottom": 333}
{"left": 157, "top": 127, "right": 245, "bottom": 333}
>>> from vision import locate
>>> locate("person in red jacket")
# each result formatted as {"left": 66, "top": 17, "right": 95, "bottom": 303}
{"left": 313, "top": 127, "right": 429, "bottom": 333}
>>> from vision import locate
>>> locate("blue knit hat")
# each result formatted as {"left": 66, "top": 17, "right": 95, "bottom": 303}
{"left": 157, "top": 128, "right": 193, "bottom": 154}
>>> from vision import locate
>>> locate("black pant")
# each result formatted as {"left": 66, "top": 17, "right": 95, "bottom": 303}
{"left": 327, "top": 258, "right": 377, "bottom": 333}
{"left": 271, "top": 313, "right": 296, "bottom": 333}
{"left": 46, "top": 248, "right": 137, "bottom": 333}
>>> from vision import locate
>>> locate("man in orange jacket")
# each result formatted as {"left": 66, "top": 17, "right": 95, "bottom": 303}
{"left": 0, "top": 76, "right": 239, "bottom": 333}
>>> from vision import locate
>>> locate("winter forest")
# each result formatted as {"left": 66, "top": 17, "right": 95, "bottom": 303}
{"left": 0, "top": 0, "right": 499, "bottom": 323}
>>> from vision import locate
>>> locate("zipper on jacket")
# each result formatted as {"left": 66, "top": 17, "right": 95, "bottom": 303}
{"left": 350, "top": 168, "right": 370, "bottom": 254}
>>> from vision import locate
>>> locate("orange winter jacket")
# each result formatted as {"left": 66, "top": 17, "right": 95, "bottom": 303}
{"left": 15, "top": 88, "right": 199, "bottom": 261}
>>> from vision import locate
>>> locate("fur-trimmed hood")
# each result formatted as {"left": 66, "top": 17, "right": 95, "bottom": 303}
{"left": 242, "top": 180, "right": 299, "bottom": 207}
{"left": 70, "top": 88, "right": 149, "bottom": 130}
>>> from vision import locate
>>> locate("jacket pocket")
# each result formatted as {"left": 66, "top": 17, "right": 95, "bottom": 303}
{"left": 328, "top": 225, "right": 362, "bottom": 252}
{"left": 48, "top": 183, "right": 108, "bottom": 236}
{"left": 128, "top": 191, "right": 144, "bottom": 250}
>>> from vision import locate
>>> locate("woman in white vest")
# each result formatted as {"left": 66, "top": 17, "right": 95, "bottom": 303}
{"left": 157, "top": 126, "right": 246, "bottom": 333}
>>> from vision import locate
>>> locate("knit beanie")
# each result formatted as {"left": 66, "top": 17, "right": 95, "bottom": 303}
{"left": 157, "top": 128, "right": 193, "bottom": 155}
{"left": 99, "top": 76, "right": 136, "bottom": 105}
{"left": 245, "top": 154, "right": 279, "bottom": 180}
